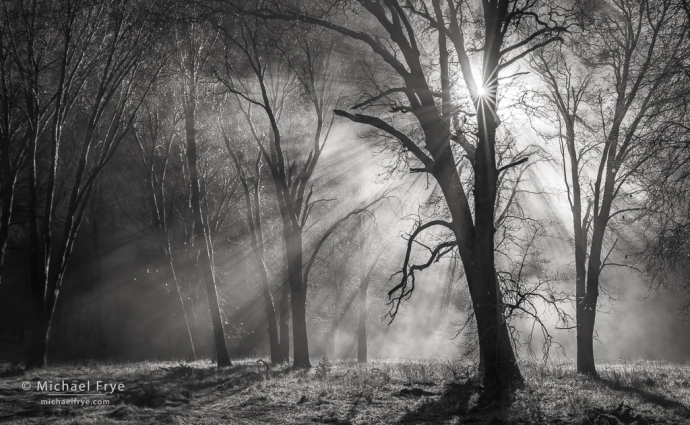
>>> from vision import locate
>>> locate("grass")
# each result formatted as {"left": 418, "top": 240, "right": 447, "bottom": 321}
{"left": 0, "top": 358, "right": 689, "bottom": 424}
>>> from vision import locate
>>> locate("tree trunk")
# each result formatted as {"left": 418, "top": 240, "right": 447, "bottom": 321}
{"left": 25, "top": 269, "right": 60, "bottom": 370}
{"left": 579, "top": 216, "right": 607, "bottom": 376}
{"left": 166, "top": 251, "right": 196, "bottom": 361}
{"left": 254, "top": 249, "right": 281, "bottom": 363}
{"left": 357, "top": 284, "right": 367, "bottom": 363}
{"left": 329, "top": 276, "right": 340, "bottom": 359}
{"left": 278, "top": 278, "right": 290, "bottom": 363}
{"left": 0, "top": 166, "right": 16, "bottom": 288}
{"left": 26, "top": 312, "right": 52, "bottom": 369}
{"left": 183, "top": 95, "right": 231, "bottom": 367}
{"left": 434, "top": 116, "right": 523, "bottom": 398}
{"left": 286, "top": 229, "right": 310, "bottom": 367}
{"left": 357, "top": 218, "right": 369, "bottom": 363}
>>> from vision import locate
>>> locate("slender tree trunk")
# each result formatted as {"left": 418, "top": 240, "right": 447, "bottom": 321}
{"left": 253, "top": 248, "right": 280, "bottom": 363}
{"left": 329, "top": 275, "right": 340, "bottom": 358}
{"left": 357, "top": 215, "right": 368, "bottom": 363}
{"left": 0, "top": 164, "right": 16, "bottom": 287}
{"left": 278, "top": 277, "right": 290, "bottom": 363}
{"left": 357, "top": 284, "right": 367, "bottom": 363}
{"left": 25, "top": 127, "right": 50, "bottom": 370}
{"left": 165, "top": 248, "right": 196, "bottom": 361}
{"left": 183, "top": 93, "right": 231, "bottom": 367}
{"left": 230, "top": 152, "right": 281, "bottom": 363}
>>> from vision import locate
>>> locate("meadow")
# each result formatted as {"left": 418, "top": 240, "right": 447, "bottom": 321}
{"left": 1, "top": 358, "right": 689, "bottom": 424}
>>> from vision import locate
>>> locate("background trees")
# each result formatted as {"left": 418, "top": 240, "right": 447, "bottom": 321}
{"left": 1, "top": 0, "right": 159, "bottom": 369}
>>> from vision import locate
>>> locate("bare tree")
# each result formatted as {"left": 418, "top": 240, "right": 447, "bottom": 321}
{"left": 532, "top": 0, "right": 688, "bottom": 375}
{"left": 212, "top": 15, "right": 346, "bottom": 367}
{"left": 176, "top": 20, "right": 232, "bottom": 367}
{"left": 0, "top": 2, "right": 30, "bottom": 288}
{"left": 14, "top": 0, "right": 157, "bottom": 369}
{"left": 116, "top": 87, "right": 198, "bottom": 360}
{"left": 230, "top": 0, "right": 568, "bottom": 397}
{"left": 224, "top": 135, "right": 283, "bottom": 363}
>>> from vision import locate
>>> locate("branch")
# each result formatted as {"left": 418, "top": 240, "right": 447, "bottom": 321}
{"left": 497, "top": 156, "right": 529, "bottom": 173}
{"left": 303, "top": 194, "right": 389, "bottom": 287}
{"left": 385, "top": 219, "right": 455, "bottom": 322}
{"left": 334, "top": 109, "right": 433, "bottom": 168}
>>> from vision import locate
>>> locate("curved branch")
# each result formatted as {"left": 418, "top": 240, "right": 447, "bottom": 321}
{"left": 385, "top": 219, "right": 455, "bottom": 322}
{"left": 334, "top": 109, "right": 433, "bottom": 168}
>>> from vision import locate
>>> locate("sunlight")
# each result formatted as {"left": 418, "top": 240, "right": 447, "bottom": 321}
{"left": 476, "top": 85, "right": 485, "bottom": 97}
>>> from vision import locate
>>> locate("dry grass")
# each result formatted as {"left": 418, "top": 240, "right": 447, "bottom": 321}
{"left": 0, "top": 358, "right": 688, "bottom": 424}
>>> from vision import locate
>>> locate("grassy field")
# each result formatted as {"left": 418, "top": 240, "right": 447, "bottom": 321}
{"left": 0, "top": 358, "right": 689, "bottom": 424}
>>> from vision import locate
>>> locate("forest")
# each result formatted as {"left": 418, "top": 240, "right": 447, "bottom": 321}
{"left": 0, "top": 0, "right": 689, "bottom": 423}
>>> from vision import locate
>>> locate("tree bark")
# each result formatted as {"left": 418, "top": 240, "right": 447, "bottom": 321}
{"left": 286, "top": 229, "right": 310, "bottom": 367}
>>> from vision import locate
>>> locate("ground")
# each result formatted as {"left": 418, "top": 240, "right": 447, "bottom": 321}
{"left": 0, "top": 358, "right": 689, "bottom": 424}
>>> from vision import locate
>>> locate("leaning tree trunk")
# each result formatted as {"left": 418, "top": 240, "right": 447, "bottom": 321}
{"left": 183, "top": 96, "right": 231, "bottom": 367}
{"left": 164, "top": 249, "right": 197, "bottom": 361}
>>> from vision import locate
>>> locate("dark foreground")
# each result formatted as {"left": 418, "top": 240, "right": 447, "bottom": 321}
{"left": 0, "top": 358, "right": 689, "bottom": 424}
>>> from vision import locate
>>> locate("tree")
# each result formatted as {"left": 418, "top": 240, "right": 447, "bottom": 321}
{"left": 0, "top": 2, "right": 30, "bottom": 288}
{"left": 118, "top": 86, "right": 197, "bottom": 360}
{"left": 225, "top": 137, "right": 283, "bottom": 364}
{"left": 234, "top": 0, "right": 567, "bottom": 397}
{"left": 532, "top": 0, "right": 688, "bottom": 375}
{"left": 212, "top": 15, "right": 347, "bottom": 367}
{"left": 12, "top": 0, "right": 157, "bottom": 369}
{"left": 357, "top": 216, "right": 386, "bottom": 363}
{"left": 177, "top": 19, "right": 232, "bottom": 367}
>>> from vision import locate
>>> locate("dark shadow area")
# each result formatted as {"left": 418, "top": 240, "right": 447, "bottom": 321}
{"left": 597, "top": 378, "right": 690, "bottom": 419}
{"left": 396, "top": 380, "right": 488, "bottom": 424}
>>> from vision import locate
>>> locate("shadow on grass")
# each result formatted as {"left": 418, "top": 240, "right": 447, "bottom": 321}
{"left": 597, "top": 377, "right": 690, "bottom": 419}
{"left": 396, "top": 381, "right": 491, "bottom": 424}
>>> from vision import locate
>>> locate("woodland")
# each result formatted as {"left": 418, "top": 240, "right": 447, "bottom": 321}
{"left": 0, "top": 0, "right": 690, "bottom": 423}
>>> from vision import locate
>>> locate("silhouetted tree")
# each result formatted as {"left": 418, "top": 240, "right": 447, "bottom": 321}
{"left": 15, "top": 0, "right": 157, "bottom": 369}
{"left": 233, "top": 0, "right": 567, "bottom": 397}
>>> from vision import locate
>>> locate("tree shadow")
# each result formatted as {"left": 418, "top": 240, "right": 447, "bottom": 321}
{"left": 596, "top": 377, "right": 690, "bottom": 418}
{"left": 396, "top": 380, "right": 507, "bottom": 424}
